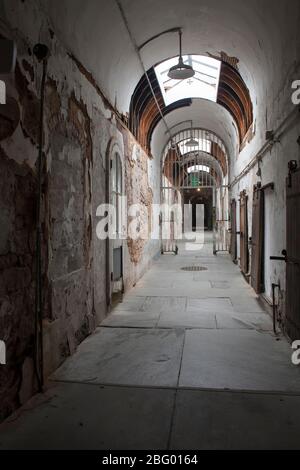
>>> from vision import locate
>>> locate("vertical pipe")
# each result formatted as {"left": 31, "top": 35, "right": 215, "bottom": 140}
{"left": 33, "top": 45, "right": 49, "bottom": 392}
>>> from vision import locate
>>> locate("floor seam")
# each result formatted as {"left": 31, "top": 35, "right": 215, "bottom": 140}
{"left": 48, "top": 378, "right": 300, "bottom": 397}
{"left": 166, "top": 329, "right": 186, "bottom": 449}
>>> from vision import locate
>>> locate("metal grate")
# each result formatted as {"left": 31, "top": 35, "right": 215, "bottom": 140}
{"left": 181, "top": 266, "right": 208, "bottom": 272}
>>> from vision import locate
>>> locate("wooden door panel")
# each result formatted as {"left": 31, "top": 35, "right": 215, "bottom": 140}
{"left": 240, "top": 191, "right": 249, "bottom": 275}
{"left": 251, "top": 186, "right": 264, "bottom": 293}
{"left": 230, "top": 199, "right": 237, "bottom": 262}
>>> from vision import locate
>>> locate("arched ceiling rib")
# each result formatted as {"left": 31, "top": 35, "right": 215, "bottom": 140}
{"left": 129, "top": 58, "right": 253, "bottom": 153}
{"left": 129, "top": 66, "right": 192, "bottom": 152}
{"left": 217, "top": 62, "right": 253, "bottom": 144}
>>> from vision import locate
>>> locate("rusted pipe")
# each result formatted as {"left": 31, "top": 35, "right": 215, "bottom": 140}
{"left": 33, "top": 43, "right": 50, "bottom": 392}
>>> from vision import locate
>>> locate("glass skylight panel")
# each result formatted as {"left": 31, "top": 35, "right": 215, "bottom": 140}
{"left": 180, "top": 138, "right": 212, "bottom": 155}
{"left": 155, "top": 55, "right": 221, "bottom": 106}
{"left": 187, "top": 165, "right": 210, "bottom": 174}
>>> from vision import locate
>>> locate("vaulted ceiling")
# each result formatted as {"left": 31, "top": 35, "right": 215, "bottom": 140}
{"left": 129, "top": 57, "right": 253, "bottom": 155}
{"left": 33, "top": 0, "right": 299, "bottom": 159}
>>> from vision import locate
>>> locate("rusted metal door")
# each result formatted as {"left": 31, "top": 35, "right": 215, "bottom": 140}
{"left": 286, "top": 162, "right": 300, "bottom": 340}
{"left": 230, "top": 199, "right": 237, "bottom": 262}
{"left": 240, "top": 190, "right": 249, "bottom": 275}
{"left": 251, "top": 185, "right": 264, "bottom": 293}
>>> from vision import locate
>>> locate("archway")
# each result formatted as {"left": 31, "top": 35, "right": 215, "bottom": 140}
{"left": 161, "top": 127, "right": 229, "bottom": 254}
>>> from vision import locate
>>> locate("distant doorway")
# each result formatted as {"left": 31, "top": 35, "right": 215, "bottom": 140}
{"left": 184, "top": 189, "right": 213, "bottom": 231}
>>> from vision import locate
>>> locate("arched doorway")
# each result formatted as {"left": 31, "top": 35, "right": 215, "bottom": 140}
{"left": 161, "top": 127, "right": 229, "bottom": 254}
{"left": 110, "top": 149, "right": 124, "bottom": 303}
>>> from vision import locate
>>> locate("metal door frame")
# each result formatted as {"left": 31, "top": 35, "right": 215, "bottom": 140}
{"left": 239, "top": 190, "right": 249, "bottom": 275}
{"left": 250, "top": 183, "right": 265, "bottom": 293}
{"left": 230, "top": 198, "right": 237, "bottom": 263}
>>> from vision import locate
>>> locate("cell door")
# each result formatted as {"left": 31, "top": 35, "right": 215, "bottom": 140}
{"left": 111, "top": 152, "right": 123, "bottom": 295}
{"left": 230, "top": 199, "right": 237, "bottom": 263}
{"left": 286, "top": 162, "right": 300, "bottom": 340}
{"left": 240, "top": 190, "right": 249, "bottom": 275}
{"left": 251, "top": 185, "right": 264, "bottom": 293}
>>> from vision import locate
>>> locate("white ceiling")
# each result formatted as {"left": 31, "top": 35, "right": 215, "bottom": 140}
{"left": 151, "top": 99, "right": 238, "bottom": 162}
{"left": 39, "top": 0, "right": 299, "bottom": 158}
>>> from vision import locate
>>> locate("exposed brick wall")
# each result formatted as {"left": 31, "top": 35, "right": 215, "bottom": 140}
{"left": 123, "top": 130, "right": 154, "bottom": 265}
{"left": 0, "top": 2, "right": 160, "bottom": 423}
{"left": 0, "top": 148, "right": 37, "bottom": 421}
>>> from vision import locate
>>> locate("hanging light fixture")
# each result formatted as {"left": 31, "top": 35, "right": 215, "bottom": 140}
{"left": 168, "top": 30, "right": 195, "bottom": 80}
{"left": 185, "top": 123, "right": 198, "bottom": 147}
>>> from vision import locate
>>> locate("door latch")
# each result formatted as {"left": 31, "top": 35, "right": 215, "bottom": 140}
{"left": 270, "top": 250, "right": 300, "bottom": 266}
{"left": 270, "top": 250, "right": 287, "bottom": 262}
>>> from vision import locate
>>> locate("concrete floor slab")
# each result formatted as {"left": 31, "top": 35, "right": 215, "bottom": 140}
{"left": 216, "top": 312, "right": 273, "bottom": 331}
{"left": 230, "top": 297, "right": 265, "bottom": 313}
{"left": 172, "top": 280, "right": 212, "bottom": 290}
{"left": 113, "top": 297, "right": 146, "bottom": 312}
{"left": 157, "top": 311, "right": 217, "bottom": 329}
{"left": 0, "top": 384, "right": 175, "bottom": 450}
{"left": 189, "top": 289, "right": 257, "bottom": 299}
{"left": 179, "top": 329, "right": 300, "bottom": 392}
{"left": 2, "top": 232, "right": 298, "bottom": 450}
{"left": 53, "top": 327, "right": 185, "bottom": 387}
{"left": 210, "top": 280, "right": 251, "bottom": 289}
{"left": 170, "top": 389, "right": 300, "bottom": 450}
{"left": 128, "top": 287, "right": 255, "bottom": 299}
{"left": 136, "top": 278, "right": 174, "bottom": 288}
{"left": 187, "top": 297, "right": 234, "bottom": 313}
{"left": 141, "top": 296, "right": 187, "bottom": 313}
{"left": 193, "top": 271, "right": 243, "bottom": 281}
{"left": 101, "top": 310, "right": 159, "bottom": 328}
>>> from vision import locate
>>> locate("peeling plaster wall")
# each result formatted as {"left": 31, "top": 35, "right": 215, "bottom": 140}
{"left": 0, "top": 0, "right": 160, "bottom": 422}
{"left": 231, "top": 119, "right": 300, "bottom": 315}
{"left": 122, "top": 133, "right": 160, "bottom": 289}
{"left": 230, "top": 47, "right": 300, "bottom": 325}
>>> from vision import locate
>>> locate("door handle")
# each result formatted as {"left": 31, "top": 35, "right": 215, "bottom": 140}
{"left": 270, "top": 250, "right": 287, "bottom": 262}
{"left": 270, "top": 250, "right": 300, "bottom": 266}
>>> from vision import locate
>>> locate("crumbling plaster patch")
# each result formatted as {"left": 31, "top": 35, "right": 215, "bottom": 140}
{"left": 0, "top": 1, "right": 161, "bottom": 423}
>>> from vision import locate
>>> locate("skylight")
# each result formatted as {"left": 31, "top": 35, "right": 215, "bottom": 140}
{"left": 180, "top": 138, "right": 212, "bottom": 155}
{"left": 155, "top": 55, "right": 221, "bottom": 106}
{"left": 187, "top": 165, "right": 210, "bottom": 174}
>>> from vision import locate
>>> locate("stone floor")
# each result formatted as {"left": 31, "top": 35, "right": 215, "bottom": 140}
{"left": 1, "top": 233, "right": 300, "bottom": 449}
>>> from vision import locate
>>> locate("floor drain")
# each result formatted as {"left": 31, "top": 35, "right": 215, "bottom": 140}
{"left": 181, "top": 266, "right": 208, "bottom": 272}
